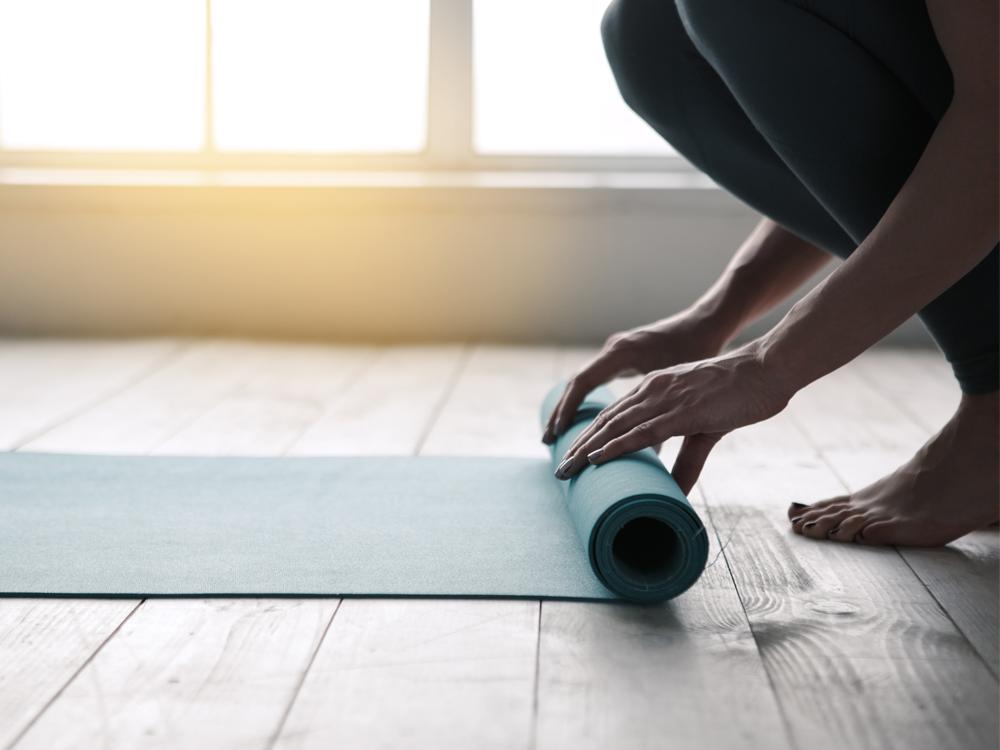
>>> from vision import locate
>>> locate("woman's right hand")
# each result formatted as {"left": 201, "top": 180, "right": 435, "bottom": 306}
{"left": 542, "top": 308, "right": 731, "bottom": 444}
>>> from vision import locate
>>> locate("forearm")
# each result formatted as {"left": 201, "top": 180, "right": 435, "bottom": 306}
{"left": 760, "top": 98, "right": 999, "bottom": 393}
{"left": 686, "top": 218, "right": 830, "bottom": 343}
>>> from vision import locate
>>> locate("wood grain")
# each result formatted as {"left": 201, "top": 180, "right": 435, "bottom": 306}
{"left": 703, "top": 370, "right": 999, "bottom": 750}
{"left": 790, "top": 349, "right": 999, "bottom": 676}
{"left": 533, "top": 348, "right": 791, "bottom": 750}
{"left": 12, "top": 599, "right": 338, "bottom": 750}
{"left": 275, "top": 346, "right": 549, "bottom": 750}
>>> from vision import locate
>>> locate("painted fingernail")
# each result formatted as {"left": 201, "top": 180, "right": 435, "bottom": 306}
{"left": 587, "top": 449, "right": 603, "bottom": 463}
{"left": 555, "top": 458, "right": 572, "bottom": 478}
{"left": 790, "top": 502, "right": 807, "bottom": 509}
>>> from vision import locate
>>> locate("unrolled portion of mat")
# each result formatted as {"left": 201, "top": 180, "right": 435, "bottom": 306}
{"left": 0, "top": 386, "right": 707, "bottom": 601}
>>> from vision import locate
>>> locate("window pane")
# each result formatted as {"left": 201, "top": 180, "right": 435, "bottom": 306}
{"left": 0, "top": 0, "right": 205, "bottom": 150}
{"left": 474, "top": 0, "right": 671, "bottom": 155}
{"left": 212, "top": 0, "right": 429, "bottom": 152}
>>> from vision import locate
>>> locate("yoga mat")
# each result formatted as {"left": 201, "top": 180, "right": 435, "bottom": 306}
{"left": 0, "top": 386, "right": 707, "bottom": 602}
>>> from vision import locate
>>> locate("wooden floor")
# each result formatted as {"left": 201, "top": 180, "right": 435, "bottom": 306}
{"left": 0, "top": 339, "right": 996, "bottom": 750}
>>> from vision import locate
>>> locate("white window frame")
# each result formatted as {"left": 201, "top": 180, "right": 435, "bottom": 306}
{"left": 0, "top": 0, "right": 691, "bottom": 173}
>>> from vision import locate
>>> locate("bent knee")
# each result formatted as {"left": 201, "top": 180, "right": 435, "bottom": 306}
{"left": 601, "top": 0, "right": 689, "bottom": 119}
{"left": 674, "top": 0, "right": 745, "bottom": 53}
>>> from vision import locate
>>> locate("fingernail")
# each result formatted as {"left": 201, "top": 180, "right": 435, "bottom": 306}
{"left": 555, "top": 458, "right": 572, "bottom": 478}
{"left": 827, "top": 527, "right": 840, "bottom": 537}
{"left": 587, "top": 449, "right": 603, "bottom": 464}
{"left": 790, "top": 502, "right": 807, "bottom": 509}
{"left": 804, "top": 522, "right": 816, "bottom": 529}
{"left": 541, "top": 432, "right": 553, "bottom": 445}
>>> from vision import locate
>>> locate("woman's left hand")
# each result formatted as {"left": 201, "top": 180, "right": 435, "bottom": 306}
{"left": 553, "top": 342, "right": 793, "bottom": 493}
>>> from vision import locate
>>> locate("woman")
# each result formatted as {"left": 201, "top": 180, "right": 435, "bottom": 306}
{"left": 544, "top": 0, "right": 998, "bottom": 546}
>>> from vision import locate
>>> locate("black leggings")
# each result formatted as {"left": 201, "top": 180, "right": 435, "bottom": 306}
{"left": 602, "top": 0, "right": 999, "bottom": 394}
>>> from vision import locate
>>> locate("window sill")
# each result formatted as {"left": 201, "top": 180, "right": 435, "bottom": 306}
{"left": 0, "top": 167, "right": 717, "bottom": 190}
{"left": 0, "top": 167, "right": 751, "bottom": 217}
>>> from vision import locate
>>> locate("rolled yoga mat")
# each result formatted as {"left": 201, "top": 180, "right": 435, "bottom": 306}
{"left": 0, "top": 385, "right": 707, "bottom": 602}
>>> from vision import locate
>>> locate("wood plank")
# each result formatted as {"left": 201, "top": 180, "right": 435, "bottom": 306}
{"left": 274, "top": 599, "right": 538, "bottom": 750}
{"left": 20, "top": 340, "right": 269, "bottom": 454}
{"left": 2, "top": 339, "right": 176, "bottom": 749}
{"left": 157, "top": 342, "right": 373, "bottom": 455}
{"left": 0, "top": 599, "right": 139, "bottom": 750}
{"left": 790, "top": 349, "right": 999, "bottom": 676}
{"left": 276, "top": 345, "right": 552, "bottom": 750}
{"left": 534, "top": 347, "right": 791, "bottom": 750}
{"left": 0, "top": 338, "right": 180, "bottom": 449}
{"left": 11, "top": 340, "right": 377, "bottom": 749}
{"left": 700, "top": 374, "right": 999, "bottom": 750}
{"left": 289, "top": 345, "right": 466, "bottom": 456}
{"left": 12, "top": 599, "right": 339, "bottom": 750}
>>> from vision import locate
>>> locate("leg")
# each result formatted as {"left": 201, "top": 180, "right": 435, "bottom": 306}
{"left": 601, "top": 0, "right": 855, "bottom": 256}
{"left": 675, "top": 0, "right": 999, "bottom": 395}
{"left": 671, "top": 0, "right": 998, "bottom": 543}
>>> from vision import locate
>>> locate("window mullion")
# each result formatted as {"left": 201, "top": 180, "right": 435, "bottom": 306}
{"left": 202, "top": 0, "right": 216, "bottom": 159}
{"left": 426, "top": 0, "right": 473, "bottom": 168}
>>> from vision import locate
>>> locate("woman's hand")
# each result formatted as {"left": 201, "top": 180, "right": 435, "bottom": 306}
{"left": 553, "top": 342, "right": 793, "bottom": 493}
{"left": 541, "top": 309, "right": 731, "bottom": 445}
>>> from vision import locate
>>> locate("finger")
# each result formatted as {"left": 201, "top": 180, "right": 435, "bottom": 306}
{"left": 584, "top": 415, "right": 675, "bottom": 467}
{"left": 563, "top": 385, "right": 645, "bottom": 457}
{"left": 543, "top": 375, "right": 596, "bottom": 445}
{"left": 669, "top": 433, "right": 721, "bottom": 494}
{"left": 543, "top": 359, "right": 618, "bottom": 444}
{"left": 556, "top": 404, "right": 649, "bottom": 479}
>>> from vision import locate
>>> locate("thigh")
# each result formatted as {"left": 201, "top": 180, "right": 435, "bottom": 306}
{"left": 603, "top": 0, "right": 855, "bottom": 254}
{"left": 805, "top": 0, "right": 953, "bottom": 120}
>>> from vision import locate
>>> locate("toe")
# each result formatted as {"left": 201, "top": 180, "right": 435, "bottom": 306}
{"left": 801, "top": 508, "right": 853, "bottom": 539}
{"left": 787, "top": 502, "right": 809, "bottom": 522}
{"left": 788, "top": 495, "right": 848, "bottom": 523}
{"left": 857, "top": 519, "right": 898, "bottom": 546}
{"left": 827, "top": 513, "right": 868, "bottom": 543}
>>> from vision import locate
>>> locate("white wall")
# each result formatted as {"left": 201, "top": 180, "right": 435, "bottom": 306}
{"left": 0, "top": 176, "right": 932, "bottom": 345}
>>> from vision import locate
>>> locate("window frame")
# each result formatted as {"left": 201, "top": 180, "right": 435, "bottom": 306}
{"left": 0, "top": 0, "right": 691, "bottom": 173}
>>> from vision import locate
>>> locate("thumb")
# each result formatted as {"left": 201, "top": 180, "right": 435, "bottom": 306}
{"left": 670, "top": 433, "right": 723, "bottom": 495}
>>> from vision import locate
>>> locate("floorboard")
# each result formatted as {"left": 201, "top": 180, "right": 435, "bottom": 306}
{"left": 1, "top": 340, "right": 995, "bottom": 750}
{"left": 275, "top": 346, "right": 547, "bottom": 750}
{"left": 702, "top": 351, "right": 999, "bottom": 750}
{"left": 532, "top": 347, "right": 791, "bottom": 750}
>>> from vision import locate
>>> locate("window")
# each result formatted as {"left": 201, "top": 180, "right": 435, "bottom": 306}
{"left": 212, "top": 0, "right": 429, "bottom": 152}
{"left": 0, "top": 0, "right": 205, "bottom": 150}
{"left": 473, "top": 0, "right": 671, "bottom": 155}
{"left": 0, "top": 0, "right": 678, "bottom": 169}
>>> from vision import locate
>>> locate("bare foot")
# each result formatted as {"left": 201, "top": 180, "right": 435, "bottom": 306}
{"left": 788, "top": 391, "right": 999, "bottom": 546}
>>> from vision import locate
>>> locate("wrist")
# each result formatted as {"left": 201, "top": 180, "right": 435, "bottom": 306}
{"left": 683, "top": 298, "right": 745, "bottom": 351}
{"left": 746, "top": 329, "right": 807, "bottom": 404}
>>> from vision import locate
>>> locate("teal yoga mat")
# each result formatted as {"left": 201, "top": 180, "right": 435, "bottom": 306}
{"left": 0, "top": 385, "right": 708, "bottom": 602}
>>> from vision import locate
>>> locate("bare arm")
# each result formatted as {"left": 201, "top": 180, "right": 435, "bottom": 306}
{"left": 542, "top": 218, "right": 829, "bottom": 442}
{"left": 555, "top": 0, "right": 998, "bottom": 487}
{"left": 688, "top": 218, "right": 830, "bottom": 347}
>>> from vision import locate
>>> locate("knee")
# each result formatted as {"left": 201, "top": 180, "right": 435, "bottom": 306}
{"left": 601, "top": 0, "right": 687, "bottom": 121}
{"left": 674, "top": 0, "right": 743, "bottom": 57}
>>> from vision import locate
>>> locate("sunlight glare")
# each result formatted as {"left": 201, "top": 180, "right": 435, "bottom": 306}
{"left": 212, "top": 0, "right": 429, "bottom": 152}
{"left": 0, "top": 0, "right": 205, "bottom": 150}
{"left": 474, "top": 0, "right": 673, "bottom": 155}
